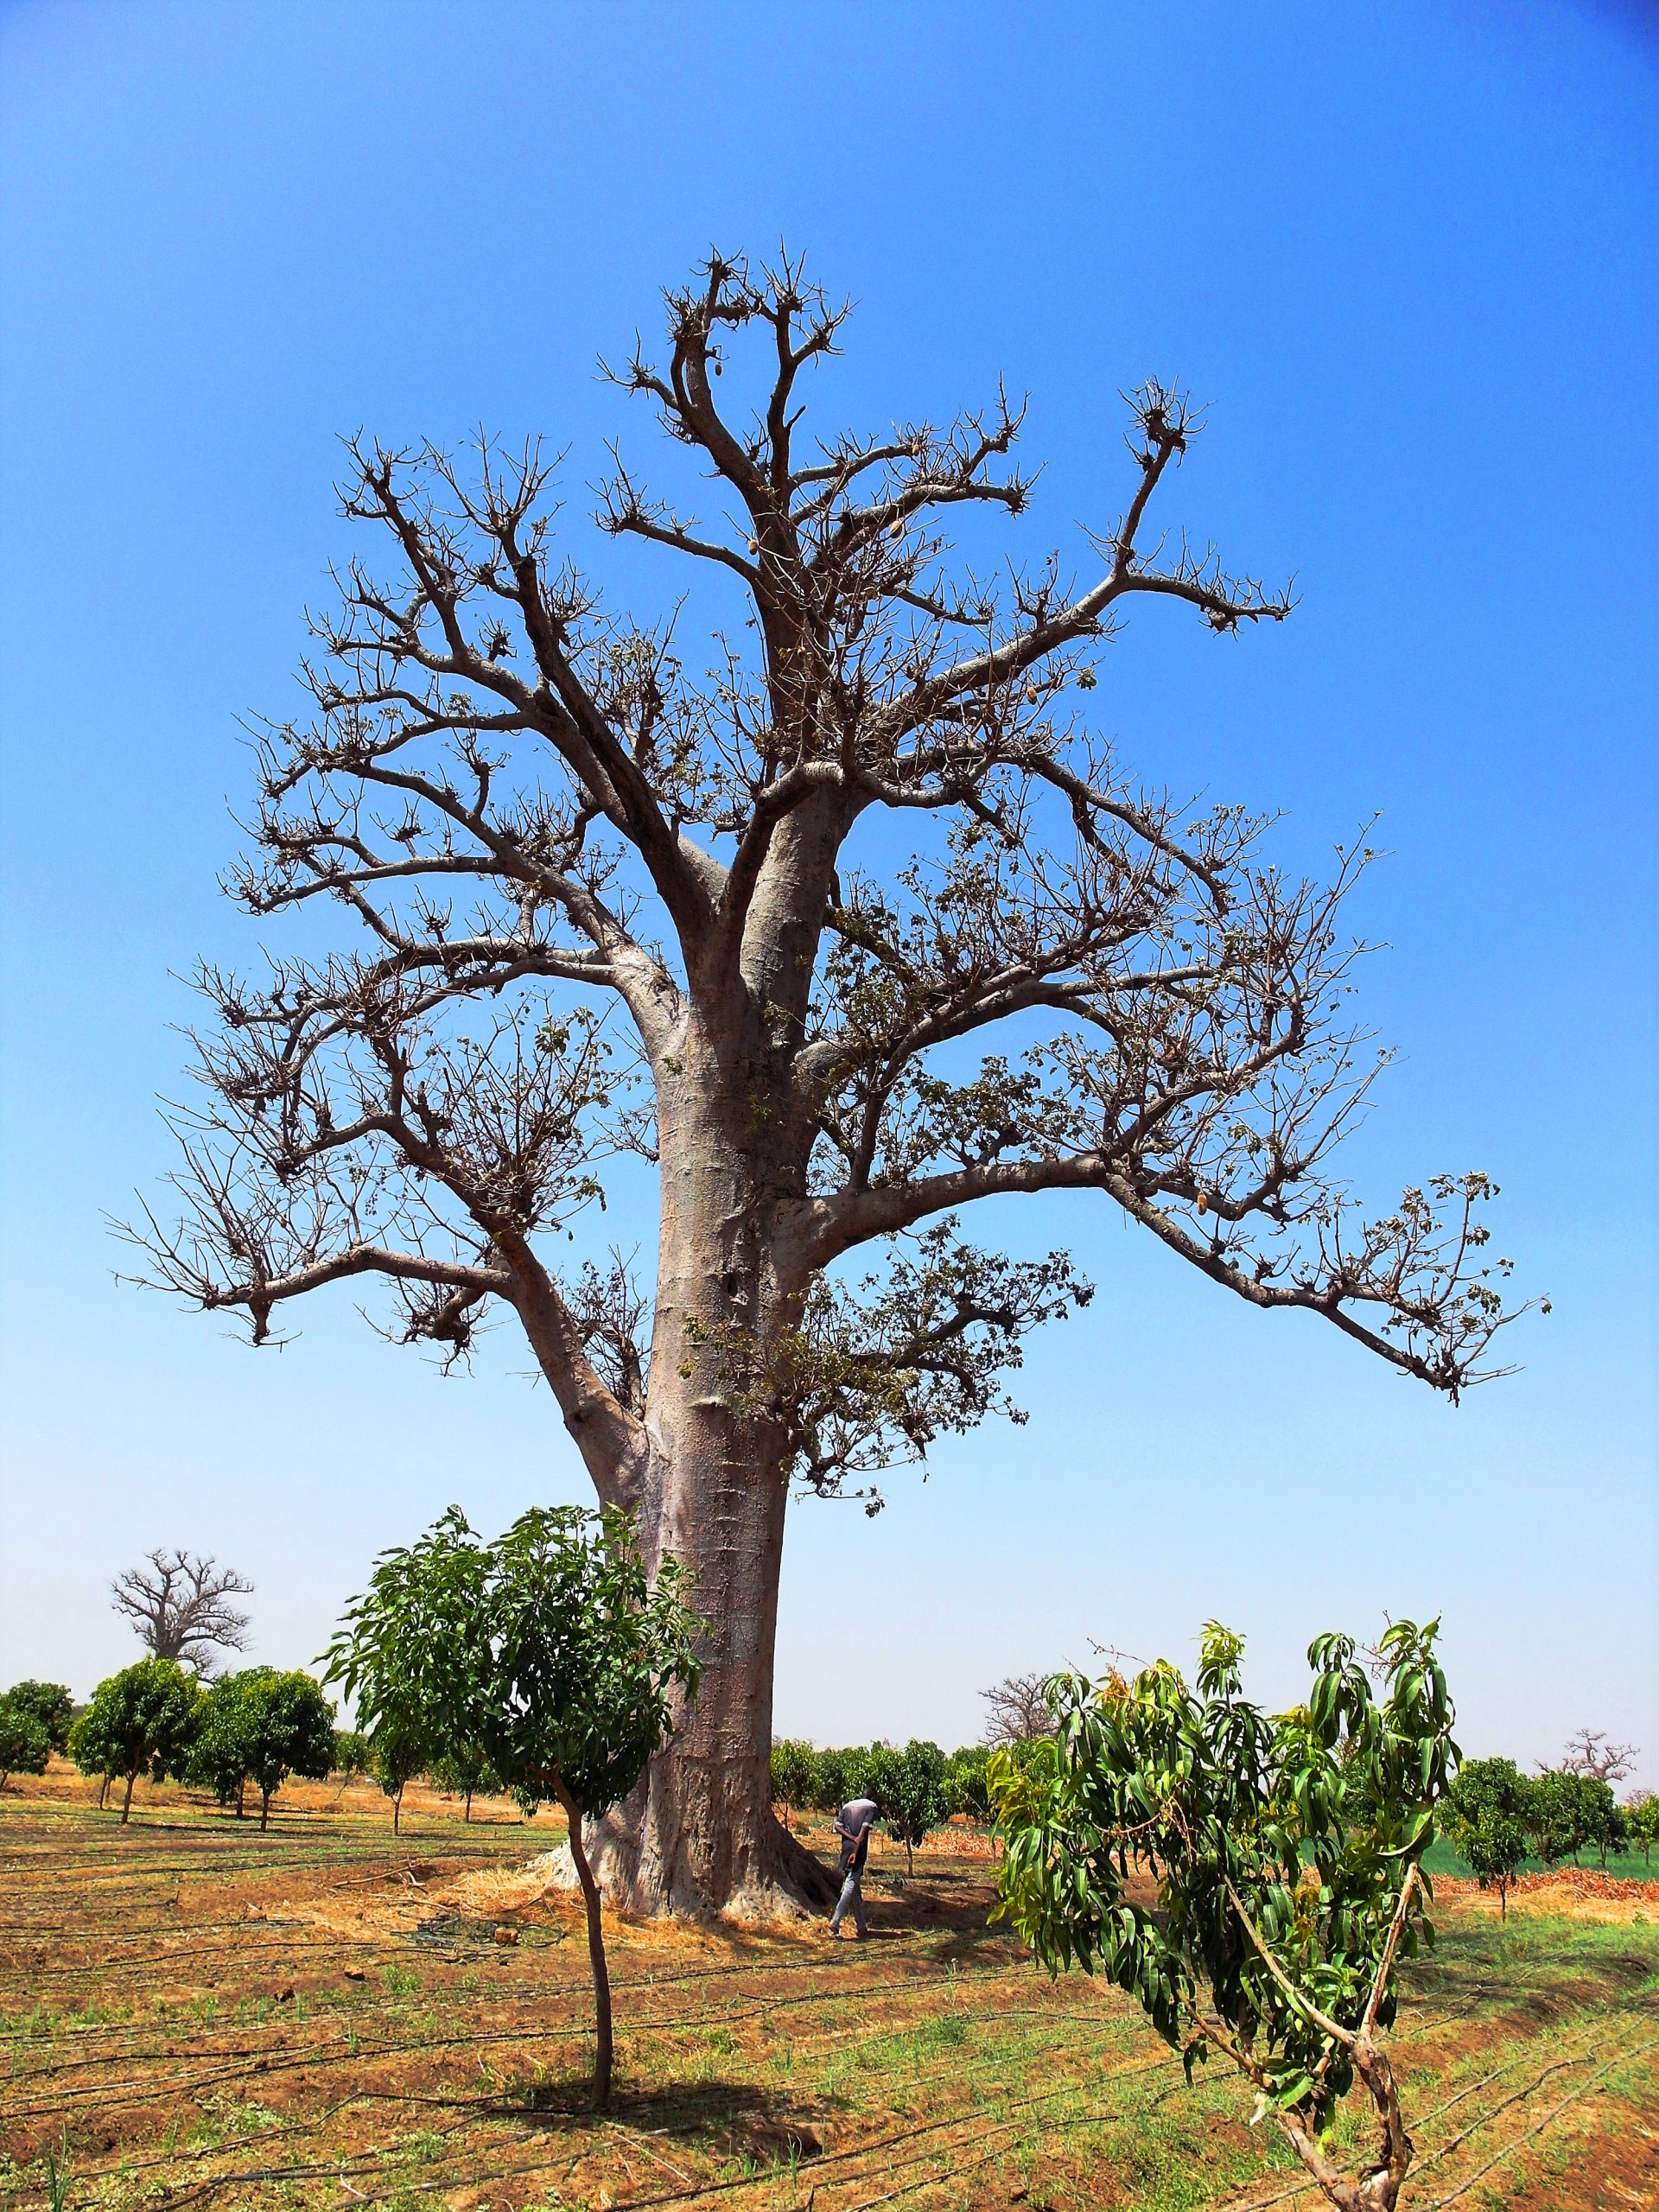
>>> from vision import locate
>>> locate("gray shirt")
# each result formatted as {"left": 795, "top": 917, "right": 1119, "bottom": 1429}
{"left": 836, "top": 1798, "right": 878, "bottom": 1872}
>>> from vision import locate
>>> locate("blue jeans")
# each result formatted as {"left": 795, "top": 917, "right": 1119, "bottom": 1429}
{"left": 830, "top": 1863, "right": 867, "bottom": 1936}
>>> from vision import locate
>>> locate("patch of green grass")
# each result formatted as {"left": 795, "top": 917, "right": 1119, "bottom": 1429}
{"left": 1421, "top": 1836, "right": 1657, "bottom": 1884}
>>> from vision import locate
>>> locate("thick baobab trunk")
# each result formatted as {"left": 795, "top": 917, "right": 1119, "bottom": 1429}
{"left": 581, "top": 1400, "right": 834, "bottom": 1917}
{"left": 575, "top": 1038, "right": 836, "bottom": 1920}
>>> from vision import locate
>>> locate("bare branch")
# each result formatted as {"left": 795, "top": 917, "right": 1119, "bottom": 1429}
{"left": 110, "top": 1550, "right": 255, "bottom": 1675}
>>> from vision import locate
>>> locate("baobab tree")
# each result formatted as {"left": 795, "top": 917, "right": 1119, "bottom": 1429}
{"left": 1561, "top": 1729, "right": 1638, "bottom": 1785}
{"left": 982, "top": 1672, "right": 1058, "bottom": 1746}
{"left": 111, "top": 1548, "right": 254, "bottom": 1675}
{"left": 130, "top": 252, "right": 1526, "bottom": 1916}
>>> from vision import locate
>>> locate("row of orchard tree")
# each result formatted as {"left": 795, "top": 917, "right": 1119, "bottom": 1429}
{"left": 0, "top": 1661, "right": 339, "bottom": 1828}
{"left": 1443, "top": 1755, "right": 1659, "bottom": 1913}
{"left": 769, "top": 1738, "right": 995, "bottom": 1869}
{"left": 0, "top": 1662, "right": 520, "bottom": 1830}
{"left": 770, "top": 1718, "right": 1659, "bottom": 1889}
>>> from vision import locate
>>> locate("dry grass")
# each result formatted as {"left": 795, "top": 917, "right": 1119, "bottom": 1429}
{"left": 2, "top": 1763, "right": 1656, "bottom": 2212}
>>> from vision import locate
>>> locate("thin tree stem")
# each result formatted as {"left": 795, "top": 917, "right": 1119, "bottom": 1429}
{"left": 557, "top": 1777, "right": 613, "bottom": 2110}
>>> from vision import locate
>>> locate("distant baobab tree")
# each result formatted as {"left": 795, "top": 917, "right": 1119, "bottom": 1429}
{"left": 111, "top": 1549, "right": 254, "bottom": 1675}
{"left": 982, "top": 1672, "right": 1058, "bottom": 1746}
{"left": 1561, "top": 1728, "right": 1638, "bottom": 1785}
{"left": 128, "top": 251, "right": 1529, "bottom": 1916}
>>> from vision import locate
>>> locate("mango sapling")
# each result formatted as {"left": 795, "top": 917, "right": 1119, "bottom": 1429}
{"left": 992, "top": 1619, "right": 1457, "bottom": 2212}
{"left": 327, "top": 1505, "right": 699, "bottom": 2108}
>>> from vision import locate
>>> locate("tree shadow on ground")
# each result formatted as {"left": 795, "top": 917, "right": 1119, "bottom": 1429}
{"left": 490, "top": 2077, "right": 842, "bottom": 2160}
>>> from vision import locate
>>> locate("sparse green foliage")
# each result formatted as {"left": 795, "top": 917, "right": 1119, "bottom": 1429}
{"left": 69, "top": 1660, "right": 203, "bottom": 1823}
{"left": 991, "top": 1619, "right": 1457, "bottom": 2212}
{"left": 1441, "top": 1758, "right": 1529, "bottom": 1917}
{"left": 326, "top": 1503, "right": 700, "bottom": 2108}
{"left": 1627, "top": 1792, "right": 1659, "bottom": 1866}
{"left": 779, "top": 1227, "right": 1090, "bottom": 1512}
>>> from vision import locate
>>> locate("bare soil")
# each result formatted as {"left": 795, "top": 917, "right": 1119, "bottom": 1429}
{"left": 3, "top": 1762, "right": 1655, "bottom": 2212}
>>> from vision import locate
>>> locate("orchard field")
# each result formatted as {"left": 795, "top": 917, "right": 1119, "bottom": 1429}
{"left": 3, "top": 1764, "right": 1656, "bottom": 2212}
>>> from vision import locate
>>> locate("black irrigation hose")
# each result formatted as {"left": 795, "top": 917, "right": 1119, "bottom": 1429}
{"left": 129, "top": 2044, "right": 1179, "bottom": 2212}
{"left": 0, "top": 1834, "right": 530, "bottom": 1887}
{"left": 5, "top": 1962, "right": 1059, "bottom": 2116}
{"left": 9, "top": 1942, "right": 1036, "bottom": 2075}
{"left": 51, "top": 2012, "right": 1103, "bottom": 2200}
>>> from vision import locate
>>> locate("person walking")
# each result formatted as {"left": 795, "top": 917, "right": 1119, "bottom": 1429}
{"left": 829, "top": 1793, "right": 878, "bottom": 1939}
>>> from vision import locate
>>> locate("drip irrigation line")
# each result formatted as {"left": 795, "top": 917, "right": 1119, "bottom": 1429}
{"left": 1206, "top": 2029, "right": 1629, "bottom": 2212}
{"left": 5, "top": 1965, "right": 1075, "bottom": 2113}
{"left": 1411, "top": 2031, "right": 1658, "bottom": 2202}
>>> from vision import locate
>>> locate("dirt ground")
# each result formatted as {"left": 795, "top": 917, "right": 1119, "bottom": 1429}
{"left": 3, "top": 1762, "right": 1656, "bottom": 2212}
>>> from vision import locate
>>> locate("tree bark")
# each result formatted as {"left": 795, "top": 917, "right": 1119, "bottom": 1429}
{"left": 579, "top": 1402, "right": 835, "bottom": 1917}
{"left": 572, "top": 1027, "right": 836, "bottom": 1920}
{"left": 556, "top": 1781, "right": 614, "bottom": 2111}
{"left": 120, "top": 1768, "right": 136, "bottom": 1824}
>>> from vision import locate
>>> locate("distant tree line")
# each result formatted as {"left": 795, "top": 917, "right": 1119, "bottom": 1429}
{"left": 7, "top": 1649, "right": 1654, "bottom": 1909}
{"left": 1443, "top": 1755, "right": 1656, "bottom": 1914}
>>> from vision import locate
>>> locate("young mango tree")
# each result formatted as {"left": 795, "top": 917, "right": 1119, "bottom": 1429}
{"left": 429, "top": 1739, "right": 502, "bottom": 1821}
{"left": 5, "top": 1681, "right": 75, "bottom": 1755}
{"left": 992, "top": 1621, "right": 1457, "bottom": 2212}
{"left": 769, "top": 1738, "right": 819, "bottom": 1833}
{"left": 331, "top": 1726, "right": 372, "bottom": 1796}
{"left": 326, "top": 1505, "right": 699, "bottom": 2107}
{"left": 191, "top": 1669, "right": 340, "bottom": 1825}
{"left": 372, "top": 1717, "right": 429, "bottom": 1834}
{"left": 1441, "top": 1756, "right": 1530, "bottom": 1918}
{"left": 1528, "top": 1768, "right": 1616, "bottom": 1868}
{"left": 189, "top": 1671, "right": 257, "bottom": 1815}
{"left": 862, "top": 1739, "right": 948, "bottom": 1873}
{"left": 69, "top": 1659, "right": 202, "bottom": 1823}
{"left": 240, "top": 1669, "right": 338, "bottom": 1830}
{"left": 0, "top": 1694, "right": 52, "bottom": 1789}
{"left": 130, "top": 251, "right": 1528, "bottom": 1916}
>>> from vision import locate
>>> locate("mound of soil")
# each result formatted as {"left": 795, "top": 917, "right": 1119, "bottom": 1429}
{"left": 1434, "top": 1867, "right": 1659, "bottom": 1922}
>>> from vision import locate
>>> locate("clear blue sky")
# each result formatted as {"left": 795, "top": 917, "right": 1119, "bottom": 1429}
{"left": 2, "top": 1, "right": 1654, "bottom": 1781}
